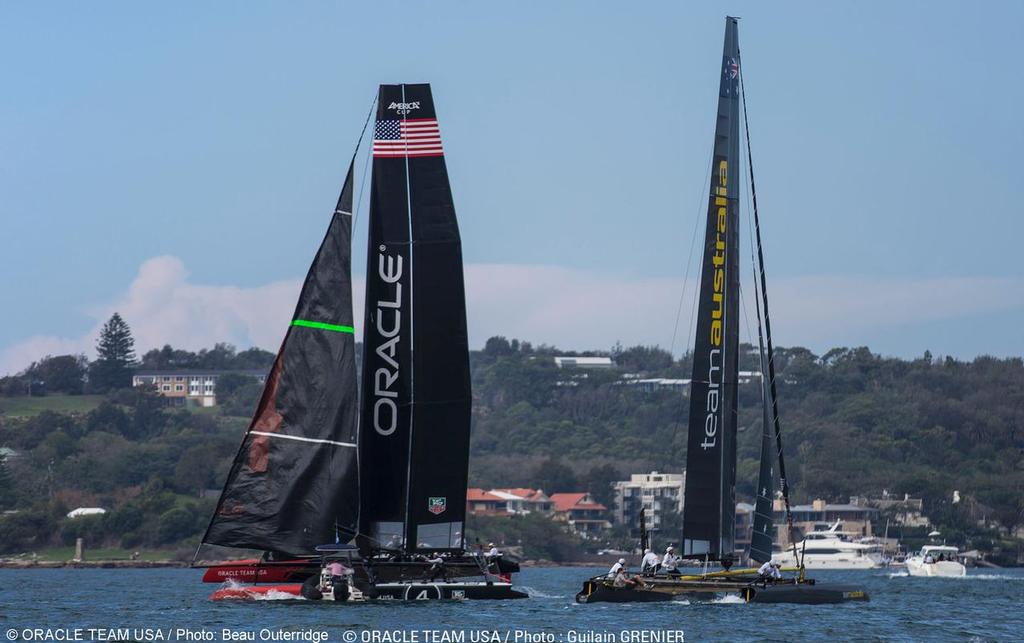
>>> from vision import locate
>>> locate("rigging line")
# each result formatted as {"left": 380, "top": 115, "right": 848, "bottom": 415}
{"left": 352, "top": 94, "right": 378, "bottom": 231}
{"left": 744, "top": 134, "right": 774, "bottom": 524}
{"left": 669, "top": 146, "right": 715, "bottom": 358}
{"left": 663, "top": 146, "right": 716, "bottom": 472}
{"left": 342, "top": 90, "right": 376, "bottom": 547}
{"left": 739, "top": 49, "right": 797, "bottom": 558}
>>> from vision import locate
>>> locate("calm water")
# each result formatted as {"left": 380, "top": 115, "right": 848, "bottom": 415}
{"left": 2, "top": 567, "right": 1023, "bottom": 642}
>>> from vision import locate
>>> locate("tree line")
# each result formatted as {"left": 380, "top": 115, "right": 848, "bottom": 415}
{"left": 0, "top": 313, "right": 274, "bottom": 397}
{"left": 0, "top": 319, "right": 1021, "bottom": 562}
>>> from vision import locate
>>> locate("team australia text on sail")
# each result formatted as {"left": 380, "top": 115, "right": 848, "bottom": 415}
{"left": 702, "top": 159, "right": 729, "bottom": 452}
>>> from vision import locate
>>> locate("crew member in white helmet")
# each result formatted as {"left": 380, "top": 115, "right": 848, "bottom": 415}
{"left": 757, "top": 559, "right": 782, "bottom": 581}
{"left": 640, "top": 548, "right": 661, "bottom": 575}
{"left": 661, "top": 546, "right": 681, "bottom": 575}
{"left": 607, "top": 557, "right": 627, "bottom": 578}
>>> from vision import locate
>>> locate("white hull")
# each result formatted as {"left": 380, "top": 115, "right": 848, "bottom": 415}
{"left": 905, "top": 559, "right": 966, "bottom": 577}
{"left": 776, "top": 553, "right": 879, "bottom": 570}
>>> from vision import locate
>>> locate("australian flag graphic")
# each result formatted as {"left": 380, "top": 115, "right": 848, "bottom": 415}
{"left": 721, "top": 56, "right": 739, "bottom": 97}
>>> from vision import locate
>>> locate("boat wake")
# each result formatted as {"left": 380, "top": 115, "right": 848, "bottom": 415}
{"left": 884, "top": 573, "right": 1019, "bottom": 581}
{"left": 710, "top": 594, "right": 745, "bottom": 605}
{"left": 252, "top": 589, "right": 307, "bottom": 601}
{"left": 211, "top": 579, "right": 305, "bottom": 601}
{"left": 517, "top": 586, "right": 565, "bottom": 599}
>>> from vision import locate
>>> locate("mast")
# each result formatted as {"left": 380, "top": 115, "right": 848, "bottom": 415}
{"left": 358, "top": 84, "right": 471, "bottom": 553}
{"left": 681, "top": 16, "right": 742, "bottom": 562}
{"left": 200, "top": 161, "right": 361, "bottom": 557}
{"left": 639, "top": 509, "right": 649, "bottom": 554}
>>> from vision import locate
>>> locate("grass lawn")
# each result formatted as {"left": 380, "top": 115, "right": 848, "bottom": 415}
{"left": 34, "top": 547, "right": 179, "bottom": 561}
{"left": 0, "top": 394, "right": 106, "bottom": 418}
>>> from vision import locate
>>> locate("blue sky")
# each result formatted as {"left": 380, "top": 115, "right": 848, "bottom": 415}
{"left": 2, "top": 1, "right": 1022, "bottom": 373}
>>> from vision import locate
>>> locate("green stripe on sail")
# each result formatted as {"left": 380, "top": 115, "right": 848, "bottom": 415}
{"left": 291, "top": 319, "right": 355, "bottom": 334}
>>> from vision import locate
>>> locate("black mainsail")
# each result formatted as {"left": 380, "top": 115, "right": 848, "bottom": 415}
{"left": 358, "top": 84, "right": 471, "bottom": 553}
{"left": 682, "top": 16, "right": 742, "bottom": 561}
{"left": 201, "top": 162, "right": 361, "bottom": 557}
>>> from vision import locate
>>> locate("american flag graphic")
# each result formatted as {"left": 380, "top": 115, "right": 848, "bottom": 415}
{"left": 372, "top": 118, "right": 444, "bottom": 158}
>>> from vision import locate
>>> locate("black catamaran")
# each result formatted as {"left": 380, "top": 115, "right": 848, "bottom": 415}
{"left": 577, "top": 17, "right": 868, "bottom": 605}
{"left": 197, "top": 84, "right": 524, "bottom": 602}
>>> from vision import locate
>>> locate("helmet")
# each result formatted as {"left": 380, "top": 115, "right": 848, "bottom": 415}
{"left": 644, "top": 549, "right": 652, "bottom": 555}
{"left": 618, "top": 558, "right": 626, "bottom": 564}
{"left": 666, "top": 546, "right": 675, "bottom": 552}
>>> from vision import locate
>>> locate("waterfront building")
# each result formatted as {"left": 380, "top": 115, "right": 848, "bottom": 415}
{"left": 132, "top": 369, "right": 268, "bottom": 407}
{"left": 613, "top": 471, "right": 684, "bottom": 531}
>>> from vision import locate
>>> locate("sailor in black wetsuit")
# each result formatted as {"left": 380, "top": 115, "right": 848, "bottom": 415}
{"left": 426, "top": 553, "right": 447, "bottom": 581}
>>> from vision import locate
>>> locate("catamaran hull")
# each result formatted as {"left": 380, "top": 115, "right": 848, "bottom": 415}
{"left": 202, "top": 560, "right": 314, "bottom": 584}
{"left": 576, "top": 582, "right": 674, "bottom": 603}
{"left": 576, "top": 576, "right": 870, "bottom": 605}
{"left": 211, "top": 581, "right": 527, "bottom": 602}
{"left": 742, "top": 583, "right": 869, "bottom": 604}
{"left": 202, "top": 557, "right": 519, "bottom": 584}
{"left": 373, "top": 582, "right": 528, "bottom": 601}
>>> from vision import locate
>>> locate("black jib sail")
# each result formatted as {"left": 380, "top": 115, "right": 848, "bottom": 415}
{"left": 682, "top": 16, "right": 742, "bottom": 561}
{"left": 749, "top": 291, "right": 775, "bottom": 564}
{"left": 740, "top": 45, "right": 796, "bottom": 561}
{"left": 201, "top": 162, "right": 361, "bottom": 557}
{"left": 358, "top": 84, "right": 471, "bottom": 553}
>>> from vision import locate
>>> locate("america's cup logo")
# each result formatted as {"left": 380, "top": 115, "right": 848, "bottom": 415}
{"left": 388, "top": 101, "right": 421, "bottom": 115}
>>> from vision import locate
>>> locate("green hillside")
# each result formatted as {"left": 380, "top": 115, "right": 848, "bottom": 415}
{"left": 1, "top": 339, "right": 1021, "bottom": 564}
{"left": 0, "top": 395, "right": 105, "bottom": 418}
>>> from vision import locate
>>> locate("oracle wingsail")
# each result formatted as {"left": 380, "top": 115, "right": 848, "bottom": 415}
{"left": 359, "top": 83, "right": 471, "bottom": 553}
{"left": 682, "top": 16, "right": 742, "bottom": 561}
{"left": 200, "top": 83, "right": 471, "bottom": 563}
{"left": 201, "top": 161, "right": 361, "bottom": 557}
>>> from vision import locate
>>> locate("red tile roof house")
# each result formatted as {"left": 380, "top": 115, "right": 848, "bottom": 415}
{"left": 466, "top": 488, "right": 508, "bottom": 516}
{"left": 466, "top": 488, "right": 553, "bottom": 515}
{"left": 550, "top": 492, "right": 612, "bottom": 537}
{"left": 488, "top": 488, "right": 553, "bottom": 514}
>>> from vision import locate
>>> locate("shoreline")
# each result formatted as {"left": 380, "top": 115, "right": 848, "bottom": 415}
{"left": 0, "top": 560, "right": 189, "bottom": 569}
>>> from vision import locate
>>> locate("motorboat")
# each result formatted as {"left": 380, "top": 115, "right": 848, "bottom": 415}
{"left": 905, "top": 545, "right": 966, "bottom": 577}
{"left": 776, "top": 521, "right": 883, "bottom": 570}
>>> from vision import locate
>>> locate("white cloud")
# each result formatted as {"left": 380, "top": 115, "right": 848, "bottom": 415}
{"left": 0, "top": 256, "right": 304, "bottom": 375}
{"left": 2, "top": 256, "right": 1022, "bottom": 375}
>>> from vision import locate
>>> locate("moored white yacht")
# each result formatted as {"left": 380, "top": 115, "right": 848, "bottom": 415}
{"left": 905, "top": 545, "right": 966, "bottom": 577}
{"left": 776, "top": 521, "right": 882, "bottom": 570}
